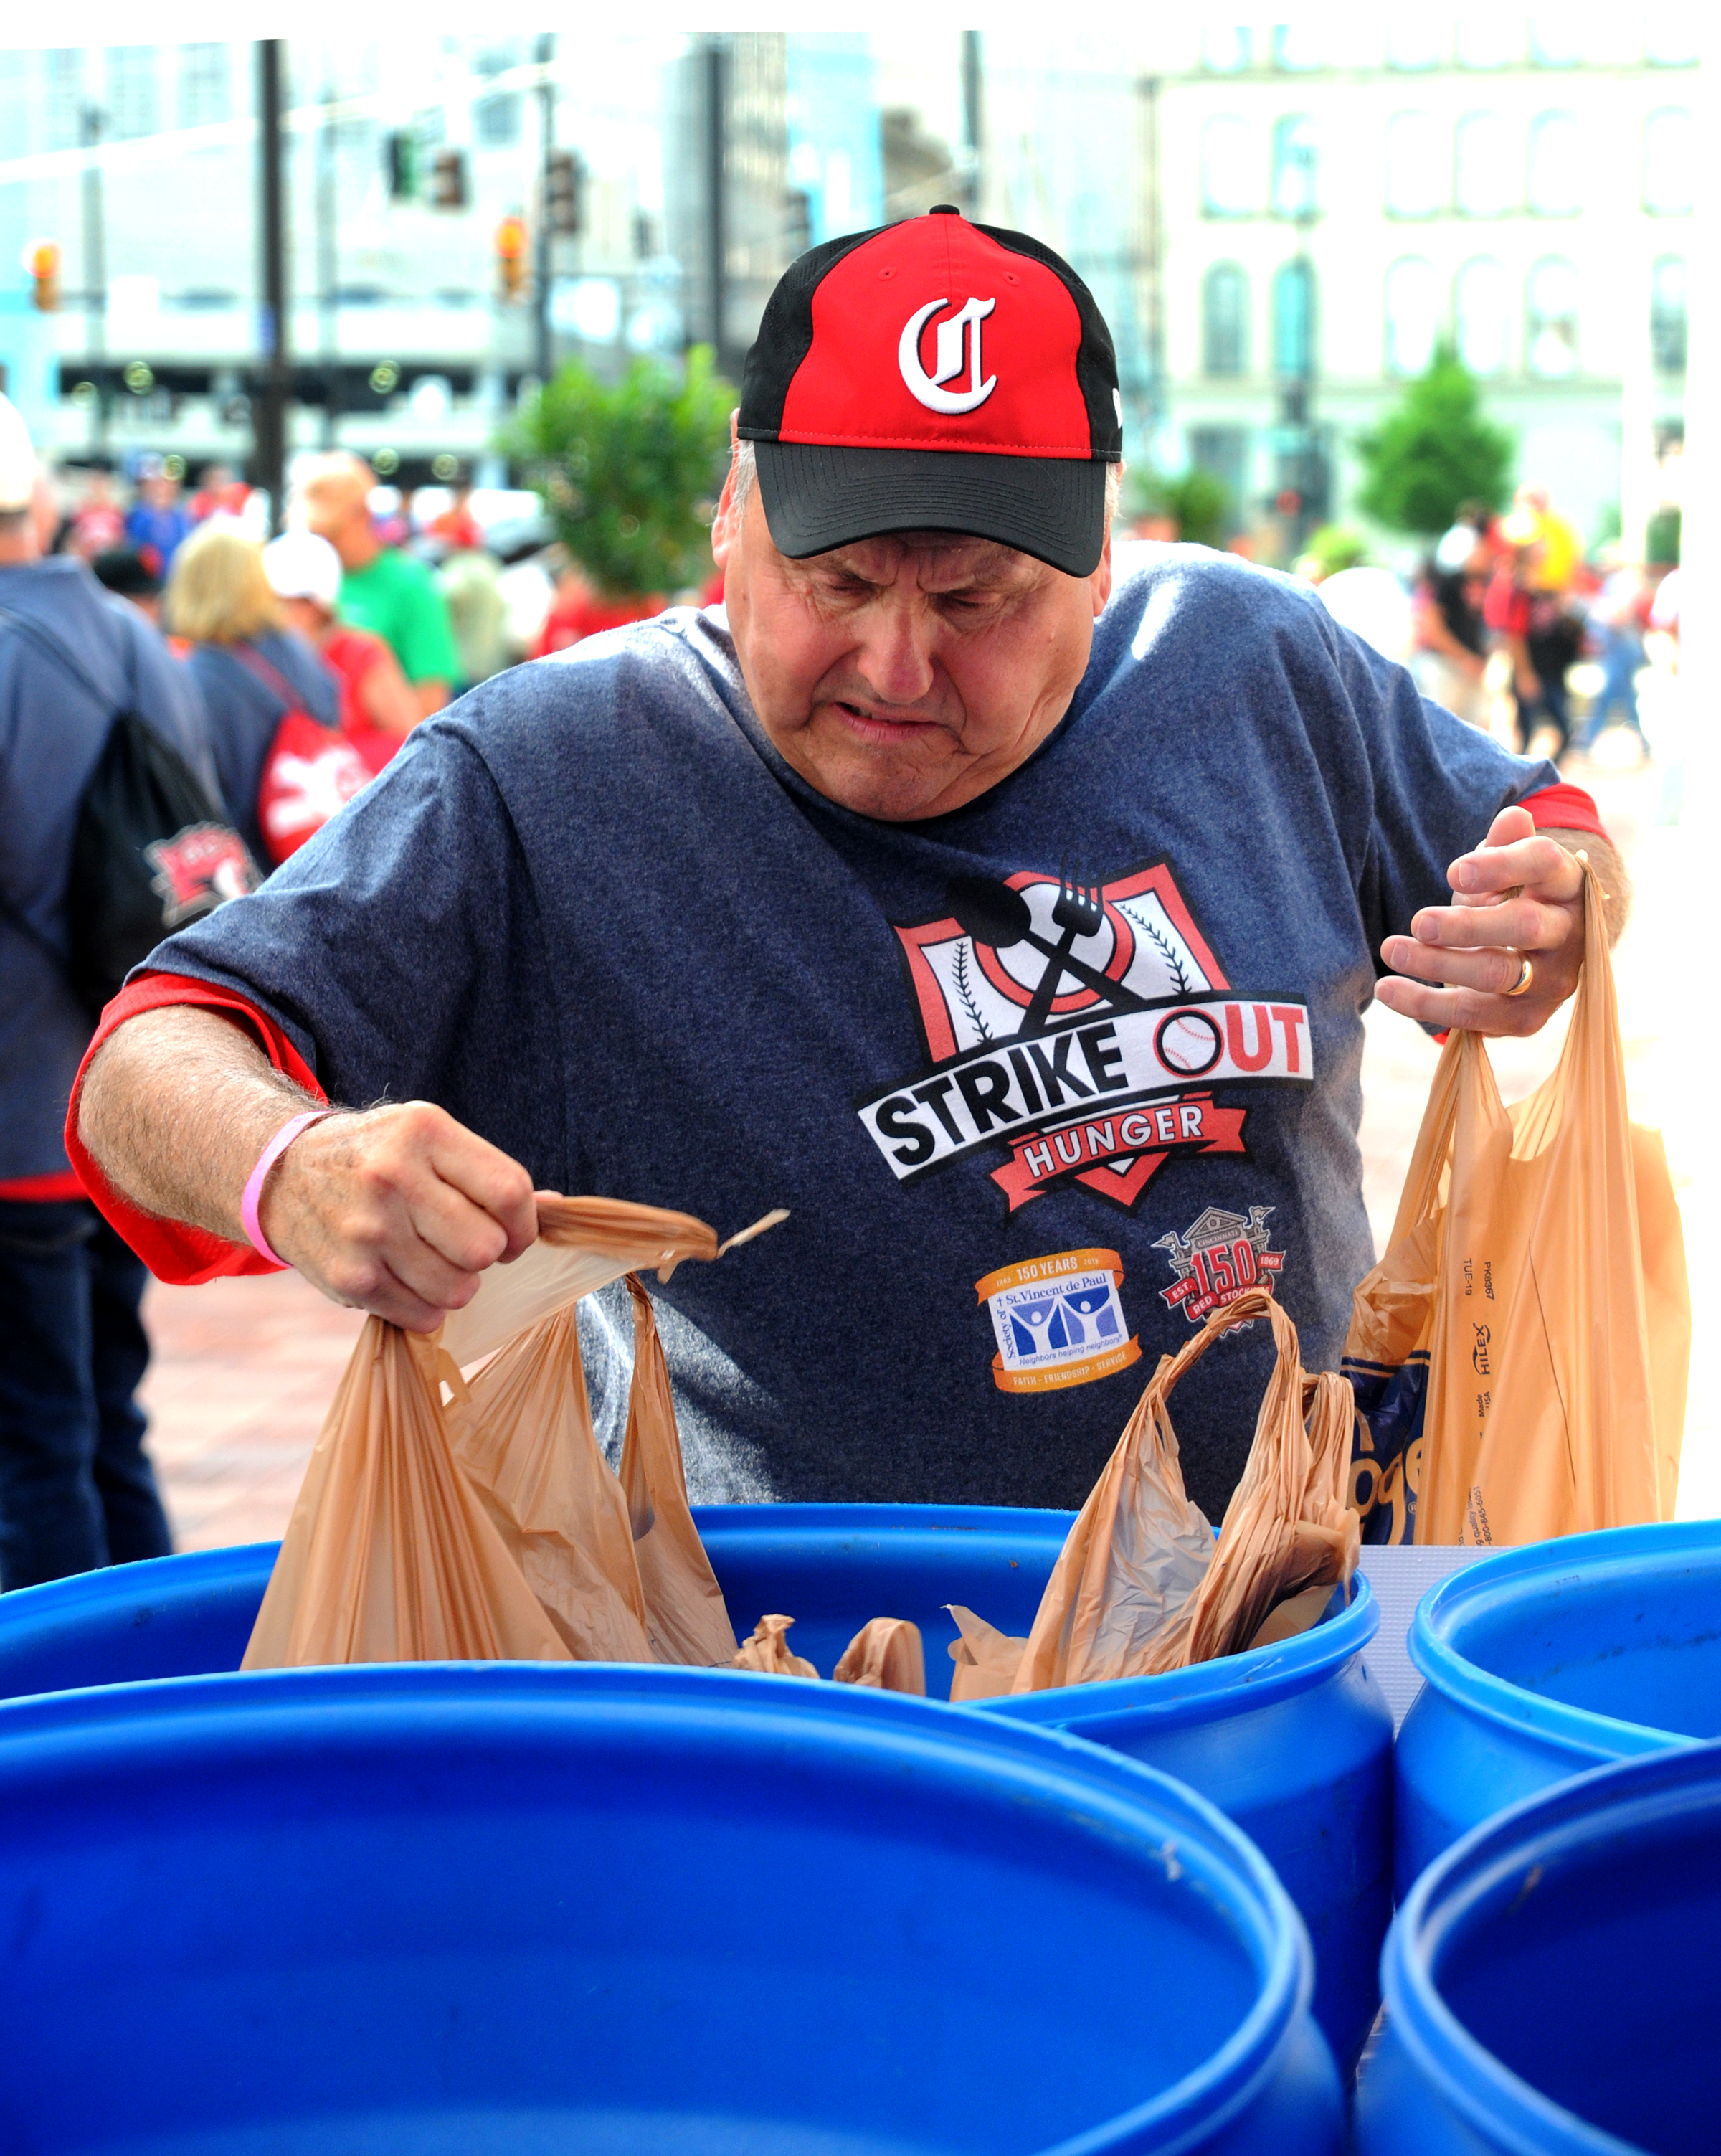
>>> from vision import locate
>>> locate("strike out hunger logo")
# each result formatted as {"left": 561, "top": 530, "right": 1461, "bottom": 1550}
{"left": 856, "top": 859, "right": 1312, "bottom": 1216}
{"left": 976, "top": 1248, "right": 1139, "bottom": 1394}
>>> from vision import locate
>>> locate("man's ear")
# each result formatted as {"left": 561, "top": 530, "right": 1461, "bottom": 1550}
{"left": 1089, "top": 524, "right": 1113, "bottom": 618}
{"left": 711, "top": 410, "right": 742, "bottom": 568}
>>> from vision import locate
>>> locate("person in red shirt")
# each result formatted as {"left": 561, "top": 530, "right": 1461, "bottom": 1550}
{"left": 425, "top": 482, "right": 485, "bottom": 556}
{"left": 261, "top": 530, "right": 420, "bottom": 775}
{"left": 533, "top": 559, "right": 666, "bottom": 656}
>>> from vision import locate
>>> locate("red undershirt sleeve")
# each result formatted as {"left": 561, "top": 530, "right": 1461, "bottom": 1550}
{"left": 65, "top": 971, "right": 327, "bottom": 1285}
{"left": 1519, "top": 781, "right": 1608, "bottom": 842}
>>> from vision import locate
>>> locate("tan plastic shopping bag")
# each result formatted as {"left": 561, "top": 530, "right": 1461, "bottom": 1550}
{"left": 245, "top": 1195, "right": 779, "bottom": 1669}
{"left": 242, "top": 1320, "right": 571, "bottom": 1668}
{"left": 618, "top": 1275, "right": 739, "bottom": 1666}
{"left": 733, "top": 1614, "right": 818, "bottom": 1678}
{"left": 1345, "top": 864, "right": 1690, "bottom": 1545}
{"left": 833, "top": 1618, "right": 926, "bottom": 1695}
{"left": 946, "top": 1607, "right": 1030, "bottom": 1701}
{"left": 1010, "top": 1288, "right": 1356, "bottom": 1690}
{"left": 1008, "top": 1334, "right": 1216, "bottom": 1693}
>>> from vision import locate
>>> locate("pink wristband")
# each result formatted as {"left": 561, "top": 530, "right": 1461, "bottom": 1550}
{"left": 241, "top": 1110, "right": 333, "bottom": 1269}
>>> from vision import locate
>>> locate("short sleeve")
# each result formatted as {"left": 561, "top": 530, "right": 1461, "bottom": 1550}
{"left": 394, "top": 566, "right": 462, "bottom": 685}
{"left": 1321, "top": 618, "right": 1560, "bottom": 968}
{"left": 138, "top": 724, "right": 574, "bottom": 1184}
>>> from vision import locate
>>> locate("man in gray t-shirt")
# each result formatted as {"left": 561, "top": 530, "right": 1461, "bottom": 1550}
{"left": 73, "top": 214, "right": 1623, "bottom": 1515}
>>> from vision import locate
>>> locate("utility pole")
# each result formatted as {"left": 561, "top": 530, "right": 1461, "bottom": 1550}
{"left": 960, "top": 32, "right": 983, "bottom": 219}
{"left": 80, "top": 102, "right": 108, "bottom": 458}
{"left": 255, "top": 40, "right": 290, "bottom": 534}
{"left": 534, "top": 33, "right": 556, "bottom": 384}
{"left": 317, "top": 72, "right": 339, "bottom": 450}
{"left": 1276, "top": 135, "right": 1320, "bottom": 558}
{"left": 705, "top": 37, "right": 727, "bottom": 366}
{"left": 1138, "top": 74, "right": 1165, "bottom": 455}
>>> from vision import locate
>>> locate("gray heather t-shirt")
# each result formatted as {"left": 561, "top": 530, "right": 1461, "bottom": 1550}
{"left": 148, "top": 552, "right": 1557, "bottom": 1515}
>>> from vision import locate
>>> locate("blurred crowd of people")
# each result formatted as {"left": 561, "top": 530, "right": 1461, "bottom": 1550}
{"left": 1302, "top": 485, "right": 1680, "bottom": 771}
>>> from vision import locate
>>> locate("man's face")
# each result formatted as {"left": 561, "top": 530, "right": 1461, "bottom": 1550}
{"left": 303, "top": 485, "right": 371, "bottom": 568}
{"left": 713, "top": 479, "right": 1110, "bottom": 822}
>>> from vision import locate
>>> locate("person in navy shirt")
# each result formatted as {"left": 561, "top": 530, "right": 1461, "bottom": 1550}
{"left": 72, "top": 216, "right": 1626, "bottom": 1514}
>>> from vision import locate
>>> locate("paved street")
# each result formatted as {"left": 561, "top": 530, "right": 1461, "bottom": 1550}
{"left": 138, "top": 725, "right": 1715, "bottom": 1551}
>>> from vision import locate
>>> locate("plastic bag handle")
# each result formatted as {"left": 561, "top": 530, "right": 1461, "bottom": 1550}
{"left": 1141, "top": 1287, "right": 1297, "bottom": 1414}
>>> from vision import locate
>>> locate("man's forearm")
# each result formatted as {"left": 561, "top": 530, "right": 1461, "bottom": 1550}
{"left": 78, "top": 1006, "right": 322, "bottom": 1243}
{"left": 1543, "top": 827, "right": 1630, "bottom": 948}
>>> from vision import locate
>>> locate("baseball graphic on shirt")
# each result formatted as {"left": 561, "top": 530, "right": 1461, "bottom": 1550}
{"left": 1155, "top": 1008, "right": 1223, "bottom": 1077}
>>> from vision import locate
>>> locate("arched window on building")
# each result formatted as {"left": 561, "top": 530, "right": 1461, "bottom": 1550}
{"left": 1456, "top": 256, "right": 1511, "bottom": 374}
{"left": 1527, "top": 111, "right": 1581, "bottom": 214}
{"left": 1455, "top": 110, "right": 1516, "bottom": 216}
{"left": 1200, "top": 113, "right": 1256, "bottom": 217}
{"left": 1455, "top": 15, "right": 1521, "bottom": 68}
{"left": 1651, "top": 257, "right": 1687, "bottom": 373}
{"left": 1202, "top": 263, "right": 1250, "bottom": 376}
{"left": 1644, "top": 108, "right": 1694, "bottom": 215}
{"left": 1386, "top": 16, "right": 1446, "bottom": 69}
{"left": 1273, "top": 259, "right": 1316, "bottom": 379}
{"left": 1385, "top": 110, "right": 1444, "bottom": 216}
{"left": 1385, "top": 257, "right": 1439, "bottom": 376}
{"left": 1201, "top": 25, "right": 1251, "bottom": 72}
{"left": 1525, "top": 257, "right": 1579, "bottom": 377}
{"left": 1271, "top": 114, "right": 1318, "bottom": 218}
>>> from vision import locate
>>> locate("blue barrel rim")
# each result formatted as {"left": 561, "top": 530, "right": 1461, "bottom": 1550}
{"left": 1406, "top": 1521, "right": 1719, "bottom": 1764}
{"left": 0, "top": 1517, "right": 1376, "bottom": 1729}
{"left": 0, "top": 1659, "right": 1322, "bottom": 2155}
{"left": 1380, "top": 1739, "right": 1721, "bottom": 2156}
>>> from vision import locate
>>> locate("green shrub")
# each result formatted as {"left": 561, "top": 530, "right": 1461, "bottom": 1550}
{"left": 510, "top": 346, "right": 735, "bottom": 597}
{"left": 1134, "top": 465, "right": 1231, "bottom": 549}
{"left": 1355, "top": 350, "right": 1514, "bottom": 537}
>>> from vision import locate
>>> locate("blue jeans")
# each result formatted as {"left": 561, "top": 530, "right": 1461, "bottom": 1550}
{"left": 1577, "top": 626, "right": 1645, "bottom": 749}
{"left": 0, "top": 1198, "right": 172, "bottom": 1589}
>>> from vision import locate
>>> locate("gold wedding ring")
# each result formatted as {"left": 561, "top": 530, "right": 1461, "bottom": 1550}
{"left": 1504, "top": 955, "right": 1535, "bottom": 998}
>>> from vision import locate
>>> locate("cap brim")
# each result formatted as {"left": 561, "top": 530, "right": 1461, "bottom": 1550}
{"left": 754, "top": 440, "right": 1109, "bottom": 579}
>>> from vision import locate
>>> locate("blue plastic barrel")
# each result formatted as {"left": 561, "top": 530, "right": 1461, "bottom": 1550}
{"left": 0, "top": 1663, "right": 1342, "bottom": 2153}
{"left": 0, "top": 1505, "right": 1391, "bottom": 2071}
{"left": 1356, "top": 1741, "right": 1721, "bottom": 2155}
{"left": 1395, "top": 1520, "right": 1721, "bottom": 1896}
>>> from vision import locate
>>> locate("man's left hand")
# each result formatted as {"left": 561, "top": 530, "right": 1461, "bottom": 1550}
{"left": 1375, "top": 805, "right": 1588, "bottom": 1036}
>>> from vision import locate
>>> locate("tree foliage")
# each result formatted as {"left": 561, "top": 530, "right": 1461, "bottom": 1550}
{"left": 511, "top": 345, "right": 735, "bottom": 597}
{"left": 1355, "top": 351, "right": 1514, "bottom": 537}
{"left": 1134, "top": 465, "right": 1232, "bottom": 549}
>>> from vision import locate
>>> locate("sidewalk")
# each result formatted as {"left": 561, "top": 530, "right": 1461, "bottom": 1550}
{"left": 138, "top": 734, "right": 1712, "bottom": 1550}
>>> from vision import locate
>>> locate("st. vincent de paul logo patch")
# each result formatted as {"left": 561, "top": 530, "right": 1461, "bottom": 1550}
{"left": 975, "top": 1247, "right": 1140, "bottom": 1394}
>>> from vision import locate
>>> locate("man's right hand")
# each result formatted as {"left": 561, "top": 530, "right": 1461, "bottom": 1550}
{"left": 262, "top": 1102, "right": 538, "bottom": 1331}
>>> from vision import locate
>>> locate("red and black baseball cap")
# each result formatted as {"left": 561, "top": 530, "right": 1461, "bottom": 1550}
{"left": 739, "top": 207, "right": 1122, "bottom": 579}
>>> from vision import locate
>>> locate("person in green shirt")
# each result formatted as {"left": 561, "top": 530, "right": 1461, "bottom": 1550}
{"left": 299, "top": 455, "right": 461, "bottom": 719}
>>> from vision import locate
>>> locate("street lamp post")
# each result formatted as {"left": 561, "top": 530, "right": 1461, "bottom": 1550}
{"left": 1276, "top": 134, "right": 1322, "bottom": 559}
{"left": 255, "top": 40, "right": 290, "bottom": 536}
{"left": 534, "top": 34, "right": 556, "bottom": 386}
{"left": 80, "top": 102, "right": 108, "bottom": 459}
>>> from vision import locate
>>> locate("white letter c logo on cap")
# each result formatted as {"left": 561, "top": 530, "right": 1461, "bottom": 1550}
{"left": 898, "top": 297, "right": 997, "bottom": 415}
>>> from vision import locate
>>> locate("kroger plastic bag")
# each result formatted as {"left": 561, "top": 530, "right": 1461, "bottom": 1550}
{"left": 244, "top": 1194, "right": 779, "bottom": 1670}
{"left": 1345, "top": 862, "right": 1690, "bottom": 1544}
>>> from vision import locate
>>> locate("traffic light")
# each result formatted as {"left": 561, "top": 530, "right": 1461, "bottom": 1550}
{"left": 496, "top": 215, "right": 528, "bottom": 301}
{"left": 431, "top": 148, "right": 468, "bottom": 211}
{"left": 385, "top": 131, "right": 419, "bottom": 201}
{"left": 23, "top": 240, "right": 60, "bottom": 312}
{"left": 546, "top": 150, "right": 583, "bottom": 236}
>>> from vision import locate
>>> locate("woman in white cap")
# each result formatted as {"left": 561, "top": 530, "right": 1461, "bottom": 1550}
{"left": 262, "top": 529, "right": 419, "bottom": 776}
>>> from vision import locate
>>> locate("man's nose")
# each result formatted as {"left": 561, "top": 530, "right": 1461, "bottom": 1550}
{"left": 851, "top": 600, "right": 939, "bottom": 707}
